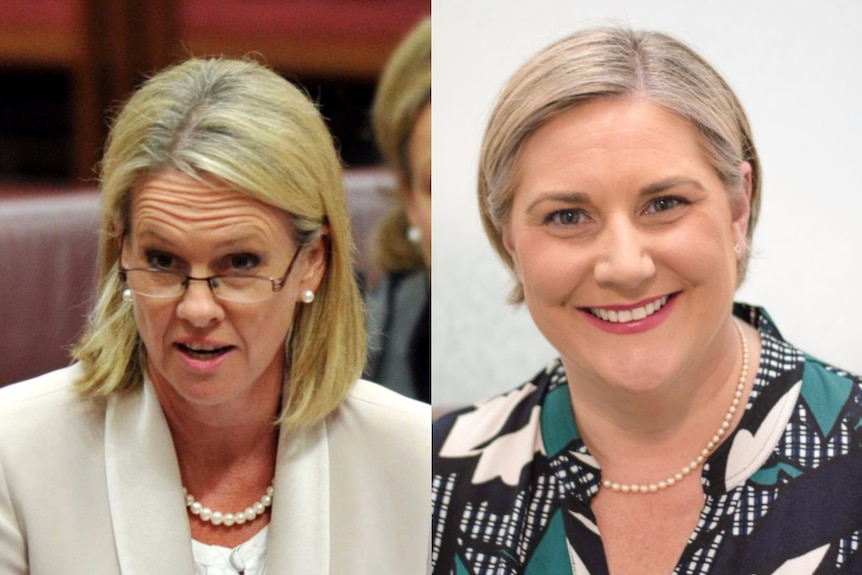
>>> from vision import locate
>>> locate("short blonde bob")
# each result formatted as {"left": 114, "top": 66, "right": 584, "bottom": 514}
{"left": 371, "top": 16, "right": 431, "bottom": 273}
{"left": 479, "top": 27, "right": 761, "bottom": 303}
{"left": 73, "top": 57, "right": 366, "bottom": 429}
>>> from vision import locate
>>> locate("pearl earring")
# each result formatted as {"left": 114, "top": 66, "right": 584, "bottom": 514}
{"left": 301, "top": 289, "right": 315, "bottom": 304}
{"left": 734, "top": 244, "right": 742, "bottom": 255}
{"left": 122, "top": 288, "right": 133, "bottom": 303}
{"left": 407, "top": 226, "right": 422, "bottom": 244}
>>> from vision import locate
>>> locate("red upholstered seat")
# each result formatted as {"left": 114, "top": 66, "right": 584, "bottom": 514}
{"left": 0, "top": 186, "right": 100, "bottom": 385}
{"left": 180, "top": 0, "right": 429, "bottom": 77}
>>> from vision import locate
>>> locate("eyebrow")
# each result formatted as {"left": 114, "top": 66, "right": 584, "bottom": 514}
{"left": 133, "top": 228, "right": 268, "bottom": 250}
{"left": 525, "top": 177, "right": 706, "bottom": 213}
{"left": 525, "top": 191, "right": 590, "bottom": 213}
{"left": 641, "top": 177, "right": 706, "bottom": 196}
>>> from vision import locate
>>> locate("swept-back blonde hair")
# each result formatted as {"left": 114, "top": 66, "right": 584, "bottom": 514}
{"left": 371, "top": 16, "right": 430, "bottom": 273}
{"left": 73, "top": 57, "right": 366, "bottom": 429}
{"left": 479, "top": 27, "right": 761, "bottom": 303}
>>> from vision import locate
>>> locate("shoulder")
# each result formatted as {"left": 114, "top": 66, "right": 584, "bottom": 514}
{"left": 326, "top": 381, "right": 430, "bottom": 507}
{"left": 0, "top": 365, "right": 107, "bottom": 491}
{"left": 329, "top": 379, "right": 430, "bottom": 452}
{"left": 339, "top": 379, "right": 430, "bottom": 427}
{"left": 433, "top": 360, "right": 560, "bottom": 454}
{"left": 0, "top": 364, "right": 80, "bottom": 405}
{"left": 798, "top": 352, "right": 862, "bottom": 430}
{"left": 0, "top": 365, "right": 103, "bottom": 438}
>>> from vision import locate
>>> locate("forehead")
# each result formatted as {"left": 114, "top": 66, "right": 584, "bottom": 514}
{"left": 528, "top": 97, "right": 703, "bottom": 161}
{"left": 513, "top": 97, "right": 715, "bottom": 196}
{"left": 128, "top": 169, "right": 294, "bottom": 241}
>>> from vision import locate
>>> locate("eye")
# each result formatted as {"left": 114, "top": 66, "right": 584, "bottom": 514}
{"left": 227, "top": 253, "right": 260, "bottom": 272}
{"left": 145, "top": 251, "right": 177, "bottom": 270}
{"left": 643, "top": 196, "right": 689, "bottom": 215}
{"left": 545, "top": 208, "right": 589, "bottom": 226}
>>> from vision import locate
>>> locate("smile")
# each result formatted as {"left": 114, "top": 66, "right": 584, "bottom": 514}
{"left": 587, "top": 295, "right": 670, "bottom": 324}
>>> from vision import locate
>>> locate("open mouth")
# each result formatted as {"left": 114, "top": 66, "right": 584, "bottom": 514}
{"left": 585, "top": 293, "right": 676, "bottom": 324}
{"left": 177, "top": 343, "right": 234, "bottom": 359}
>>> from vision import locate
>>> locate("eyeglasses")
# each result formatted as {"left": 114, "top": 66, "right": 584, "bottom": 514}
{"left": 119, "top": 246, "right": 302, "bottom": 304}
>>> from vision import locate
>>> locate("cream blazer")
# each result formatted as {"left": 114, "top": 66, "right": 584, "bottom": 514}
{"left": 0, "top": 365, "right": 430, "bottom": 574}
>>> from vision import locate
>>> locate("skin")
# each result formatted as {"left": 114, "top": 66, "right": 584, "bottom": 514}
{"left": 121, "top": 169, "right": 327, "bottom": 546}
{"left": 502, "top": 97, "right": 761, "bottom": 573}
{"left": 403, "top": 102, "right": 431, "bottom": 273}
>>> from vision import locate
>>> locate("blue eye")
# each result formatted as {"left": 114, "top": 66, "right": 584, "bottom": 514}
{"left": 644, "top": 196, "right": 688, "bottom": 214}
{"left": 546, "top": 209, "right": 588, "bottom": 226}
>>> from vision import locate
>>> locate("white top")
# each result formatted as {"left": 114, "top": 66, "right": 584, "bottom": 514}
{"left": 192, "top": 526, "right": 269, "bottom": 575}
{"left": 0, "top": 366, "right": 431, "bottom": 574}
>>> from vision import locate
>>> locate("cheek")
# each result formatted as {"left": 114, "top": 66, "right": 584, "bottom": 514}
{"left": 131, "top": 301, "right": 170, "bottom": 351}
{"left": 658, "top": 213, "right": 740, "bottom": 290}
{"left": 244, "top": 301, "right": 295, "bottom": 350}
{"left": 514, "top": 232, "right": 592, "bottom": 304}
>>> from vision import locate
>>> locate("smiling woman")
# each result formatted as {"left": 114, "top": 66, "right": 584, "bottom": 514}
{"left": 432, "top": 28, "right": 862, "bottom": 575}
{"left": 0, "top": 58, "right": 430, "bottom": 574}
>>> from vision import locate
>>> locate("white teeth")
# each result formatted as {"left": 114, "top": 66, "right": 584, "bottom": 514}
{"left": 589, "top": 295, "right": 670, "bottom": 324}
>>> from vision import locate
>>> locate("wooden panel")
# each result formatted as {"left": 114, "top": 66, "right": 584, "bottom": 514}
{"left": 181, "top": 0, "right": 430, "bottom": 77}
{"left": 0, "top": 0, "right": 81, "bottom": 65}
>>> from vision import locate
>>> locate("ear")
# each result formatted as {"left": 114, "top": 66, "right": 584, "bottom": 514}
{"left": 298, "top": 225, "right": 329, "bottom": 296}
{"left": 501, "top": 224, "right": 523, "bottom": 281}
{"left": 731, "top": 161, "right": 752, "bottom": 256}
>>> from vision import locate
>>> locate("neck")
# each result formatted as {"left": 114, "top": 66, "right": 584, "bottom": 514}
{"left": 147, "top": 369, "right": 281, "bottom": 488}
{"left": 565, "top": 318, "right": 759, "bottom": 478}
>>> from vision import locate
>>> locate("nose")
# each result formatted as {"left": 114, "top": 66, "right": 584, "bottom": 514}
{"left": 175, "top": 279, "right": 225, "bottom": 328}
{"left": 593, "top": 218, "right": 656, "bottom": 291}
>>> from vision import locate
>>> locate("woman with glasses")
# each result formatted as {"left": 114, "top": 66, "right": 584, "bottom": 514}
{"left": 0, "top": 58, "right": 430, "bottom": 574}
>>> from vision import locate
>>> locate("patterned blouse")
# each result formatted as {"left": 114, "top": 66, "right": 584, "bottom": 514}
{"left": 432, "top": 305, "right": 862, "bottom": 574}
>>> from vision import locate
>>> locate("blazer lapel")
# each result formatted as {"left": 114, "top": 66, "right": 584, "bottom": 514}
{"left": 266, "top": 419, "right": 331, "bottom": 572}
{"left": 105, "top": 377, "right": 194, "bottom": 573}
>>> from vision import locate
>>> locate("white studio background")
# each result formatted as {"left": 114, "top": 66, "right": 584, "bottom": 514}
{"left": 431, "top": 0, "right": 862, "bottom": 407}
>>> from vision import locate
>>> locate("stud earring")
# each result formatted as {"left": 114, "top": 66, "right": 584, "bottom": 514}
{"left": 734, "top": 244, "right": 742, "bottom": 255}
{"left": 407, "top": 226, "right": 422, "bottom": 244}
{"left": 122, "top": 288, "right": 133, "bottom": 303}
{"left": 301, "top": 289, "right": 315, "bottom": 304}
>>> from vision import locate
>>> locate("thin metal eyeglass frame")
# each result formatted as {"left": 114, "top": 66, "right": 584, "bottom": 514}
{"left": 118, "top": 243, "right": 303, "bottom": 303}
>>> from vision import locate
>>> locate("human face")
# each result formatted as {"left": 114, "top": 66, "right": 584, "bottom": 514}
{"left": 502, "top": 98, "right": 750, "bottom": 394}
{"left": 121, "top": 170, "right": 326, "bottom": 411}
{"left": 404, "top": 102, "right": 431, "bottom": 271}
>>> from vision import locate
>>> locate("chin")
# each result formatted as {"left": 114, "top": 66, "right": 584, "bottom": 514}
{"left": 563, "top": 344, "right": 679, "bottom": 394}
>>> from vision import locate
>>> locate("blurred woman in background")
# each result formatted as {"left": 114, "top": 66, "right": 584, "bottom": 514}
{"left": 365, "top": 17, "right": 431, "bottom": 403}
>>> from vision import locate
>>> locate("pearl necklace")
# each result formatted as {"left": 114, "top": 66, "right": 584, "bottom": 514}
{"left": 600, "top": 319, "right": 749, "bottom": 494}
{"left": 183, "top": 485, "right": 274, "bottom": 526}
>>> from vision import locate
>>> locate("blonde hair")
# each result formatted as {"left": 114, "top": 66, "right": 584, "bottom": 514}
{"left": 73, "top": 57, "right": 366, "bottom": 429}
{"left": 371, "top": 16, "right": 430, "bottom": 273}
{"left": 479, "top": 27, "right": 761, "bottom": 302}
